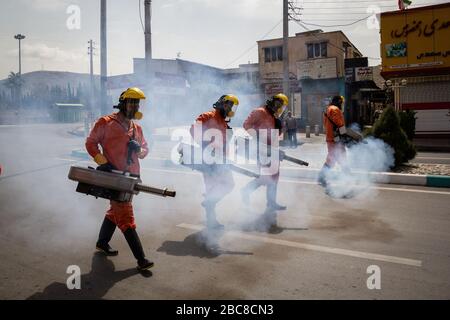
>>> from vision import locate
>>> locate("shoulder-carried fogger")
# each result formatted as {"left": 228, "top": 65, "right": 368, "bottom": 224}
{"left": 68, "top": 166, "right": 176, "bottom": 202}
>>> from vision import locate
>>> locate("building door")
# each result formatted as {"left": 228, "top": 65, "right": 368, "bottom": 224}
{"left": 306, "top": 94, "right": 334, "bottom": 132}
{"left": 293, "top": 93, "right": 301, "bottom": 117}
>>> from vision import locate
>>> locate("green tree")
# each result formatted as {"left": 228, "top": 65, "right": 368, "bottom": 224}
{"left": 372, "top": 106, "right": 416, "bottom": 167}
{"left": 4, "top": 71, "right": 25, "bottom": 106}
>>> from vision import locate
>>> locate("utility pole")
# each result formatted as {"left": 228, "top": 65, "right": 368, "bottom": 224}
{"left": 87, "top": 39, "right": 95, "bottom": 115}
{"left": 284, "top": 0, "right": 302, "bottom": 114}
{"left": 144, "top": 0, "right": 152, "bottom": 100}
{"left": 282, "top": 0, "right": 289, "bottom": 106}
{"left": 14, "top": 34, "right": 25, "bottom": 75}
{"left": 14, "top": 34, "right": 25, "bottom": 108}
{"left": 144, "top": 0, "right": 152, "bottom": 61}
{"left": 100, "top": 0, "right": 107, "bottom": 115}
{"left": 88, "top": 40, "right": 94, "bottom": 82}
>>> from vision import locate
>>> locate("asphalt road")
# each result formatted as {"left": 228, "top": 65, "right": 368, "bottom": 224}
{"left": 1, "top": 124, "right": 449, "bottom": 299}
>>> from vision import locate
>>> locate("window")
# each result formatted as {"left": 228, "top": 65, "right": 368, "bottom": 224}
{"left": 276, "top": 46, "right": 283, "bottom": 60}
{"left": 307, "top": 44, "right": 314, "bottom": 58}
{"left": 307, "top": 42, "right": 328, "bottom": 59}
{"left": 264, "top": 48, "right": 271, "bottom": 62}
{"left": 314, "top": 43, "right": 320, "bottom": 57}
{"left": 321, "top": 42, "right": 327, "bottom": 57}
{"left": 271, "top": 47, "right": 277, "bottom": 61}
{"left": 264, "top": 46, "right": 283, "bottom": 62}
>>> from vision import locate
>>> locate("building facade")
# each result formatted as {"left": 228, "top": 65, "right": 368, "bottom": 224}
{"left": 257, "top": 30, "right": 362, "bottom": 130}
{"left": 380, "top": 3, "right": 450, "bottom": 142}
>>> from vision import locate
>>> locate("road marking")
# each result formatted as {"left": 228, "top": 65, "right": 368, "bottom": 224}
{"left": 55, "top": 158, "right": 80, "bottom": 162}
{"left": 141, "top": 166, "right": 450, "bottom": 195}
{"left": 177, "top": 223, "right": 422, "bottom": 267}
{"left": 415, "top": 157, "right": 450, "bottom": 161}
{"left": 279, "top": 178, "right": 450, "bottom": 195}
{"left": 142, "top": 167, "right": 199, "bottom": 175}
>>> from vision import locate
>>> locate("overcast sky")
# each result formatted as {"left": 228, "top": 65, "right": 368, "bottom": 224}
{"left": 0, "top": 0, "right": 446, "bottom": 79}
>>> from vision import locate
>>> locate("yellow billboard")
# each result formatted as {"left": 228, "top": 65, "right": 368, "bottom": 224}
{"left": 380, "top": 3, "right": 450, "bottom": 74}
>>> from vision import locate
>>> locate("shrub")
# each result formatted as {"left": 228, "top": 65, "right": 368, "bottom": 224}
{"left": 398, "top": 109, "right": 417, "bottom": 140}
{"left": 372, "top": 107, "right": 416, "bottom": 167}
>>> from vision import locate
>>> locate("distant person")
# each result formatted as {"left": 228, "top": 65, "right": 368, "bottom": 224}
{"left": 318, "top": 95, "right": 348, "bottom": 188}
{"left": 373, "top": 106, "right": 383, "bottom": 124}
{"left": 85, "top": 87, "right": 154, "bottom": 271}
{"left": 284, "top": 111, "right": 298, "bottom": 148}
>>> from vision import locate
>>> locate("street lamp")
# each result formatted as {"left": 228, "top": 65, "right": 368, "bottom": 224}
{"left": 384, "top": 79, "right": 407, "bottom": 111}
{"left": 14, "top": 34, "right": 26, "bottom": 75}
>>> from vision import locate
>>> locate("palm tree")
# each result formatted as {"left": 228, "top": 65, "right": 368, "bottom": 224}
{"left": 4, "top": 71, "right": 25, "bottom": 107}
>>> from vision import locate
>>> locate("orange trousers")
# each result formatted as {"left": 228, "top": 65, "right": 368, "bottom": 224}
{"left": 105, "top": 200, "right": 136, "bottom": 232}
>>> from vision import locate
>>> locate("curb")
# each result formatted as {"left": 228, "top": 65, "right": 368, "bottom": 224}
{"left": 70, "top": 149, "right": 450, "bottom": 188}
{"left": 426, "top": 175, "right": 450, "bottom": 188}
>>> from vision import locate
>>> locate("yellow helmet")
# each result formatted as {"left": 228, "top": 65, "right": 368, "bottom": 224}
{"left": 273, "top": 93, "right": 289, "bottom": 106}
{"left": 119, "top": 87, "right": 146, "bottom": 101}
{"left": 222, "top": 94, "right": 239, "bottom": 106}
{"left": 117, "top": 87, "right": 146, "bottom": 120}
{"left": 215, "top": 94, "right": 239, "bottom": 118}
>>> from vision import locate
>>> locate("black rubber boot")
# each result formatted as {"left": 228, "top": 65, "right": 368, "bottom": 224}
{"left": 123, "top": 228, "right": 154, "bottom": 271}
{"left": 267, "top": 181, "right": 286, "bottom": 210}
{"left": 96, "top": 217, "right": 118, "bottom": 256}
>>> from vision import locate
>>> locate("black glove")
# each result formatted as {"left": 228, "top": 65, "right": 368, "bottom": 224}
{"left": 96, "top": 163, "right": 116, "bottom": 172}
{"left": 275, "top": 118, "right": 282, "bottom": 130}
{"left": 128, "top": 139, "right": 141, "bottom": 153}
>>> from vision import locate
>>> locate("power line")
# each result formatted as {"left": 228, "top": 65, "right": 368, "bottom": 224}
{"left": 301, "top": 18, "right": 372, "bottom": 21}
{"left": 292, "top": 19, "right": 345, "bottom": 53}
{"left": 224, "top": 19, "right": 283, "bottom": 68}
{"left": 300, "top": 0, "right": 437, "bottom": 3}
{"left": 138, "top": 0, "right": 145, "bottom": 33}
{"left": 299, "top": 15, "right": 371, "bottom": 27}
{"left": 300, "top": 5, "right": 397, "bottom": 9}
{"left": 301, "top": 12, "right": 380, "bottom": 15}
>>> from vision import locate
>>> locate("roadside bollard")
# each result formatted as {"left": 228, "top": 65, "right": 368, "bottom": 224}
{"left": 306, "top": 125, "right": 310, "bottom": 138}
{"left": 84, "top": 117, "right": 90, "bottom": 138}
{"left": 314, "top": 124, "right": 319, "bottom": 136}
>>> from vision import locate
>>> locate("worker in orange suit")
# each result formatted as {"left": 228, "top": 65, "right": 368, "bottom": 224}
{"left": 241, "top": 93, "right": 288, "bottom": 212}
{"left": 318, "top": 95, "right": 348, "bottom": 188}
{"left": 85, "top": 87, "right": 153, "bottom": 271}
{"left": 190, "top": 94, "right": 239, "bottom": 229}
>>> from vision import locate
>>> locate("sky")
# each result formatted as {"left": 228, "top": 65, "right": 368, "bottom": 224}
{"left": 0, "top": 0, "right": 447, "bottom": 79}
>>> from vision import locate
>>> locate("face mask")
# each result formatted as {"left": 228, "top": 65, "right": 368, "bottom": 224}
{"left": 223, "top": 102, "right": 236, "bottom": 118}
{"left": 228, "top": 104, "right": 237, "bottom": 118}
{"left": 124, "top": 100, "right": 142, "bottom": 120}
{"left": 274, "top": 104, "right": 286, "bottom": 118}
{"left": 134, "top": 111, "right": 143, "bottom": 120}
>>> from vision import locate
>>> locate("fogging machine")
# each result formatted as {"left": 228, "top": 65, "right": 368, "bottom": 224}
{"left": 68, "top": 166, "right": 176, "bottom": 202}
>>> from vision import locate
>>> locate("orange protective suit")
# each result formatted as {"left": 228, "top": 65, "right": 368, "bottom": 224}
{"left": 243, "top": 107, "right": 277, "bottom": 145}
{"left": 243, "top": 106, "right": 280, "bottom": 181}
{"left": 323, "top": 105, "right": 346, "bottom": 167}
{"left": 85, "top": 112, "right": 148, "bottom": 232}
{"left": 190, "top": 109, "right": 234, "bottom": 203}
